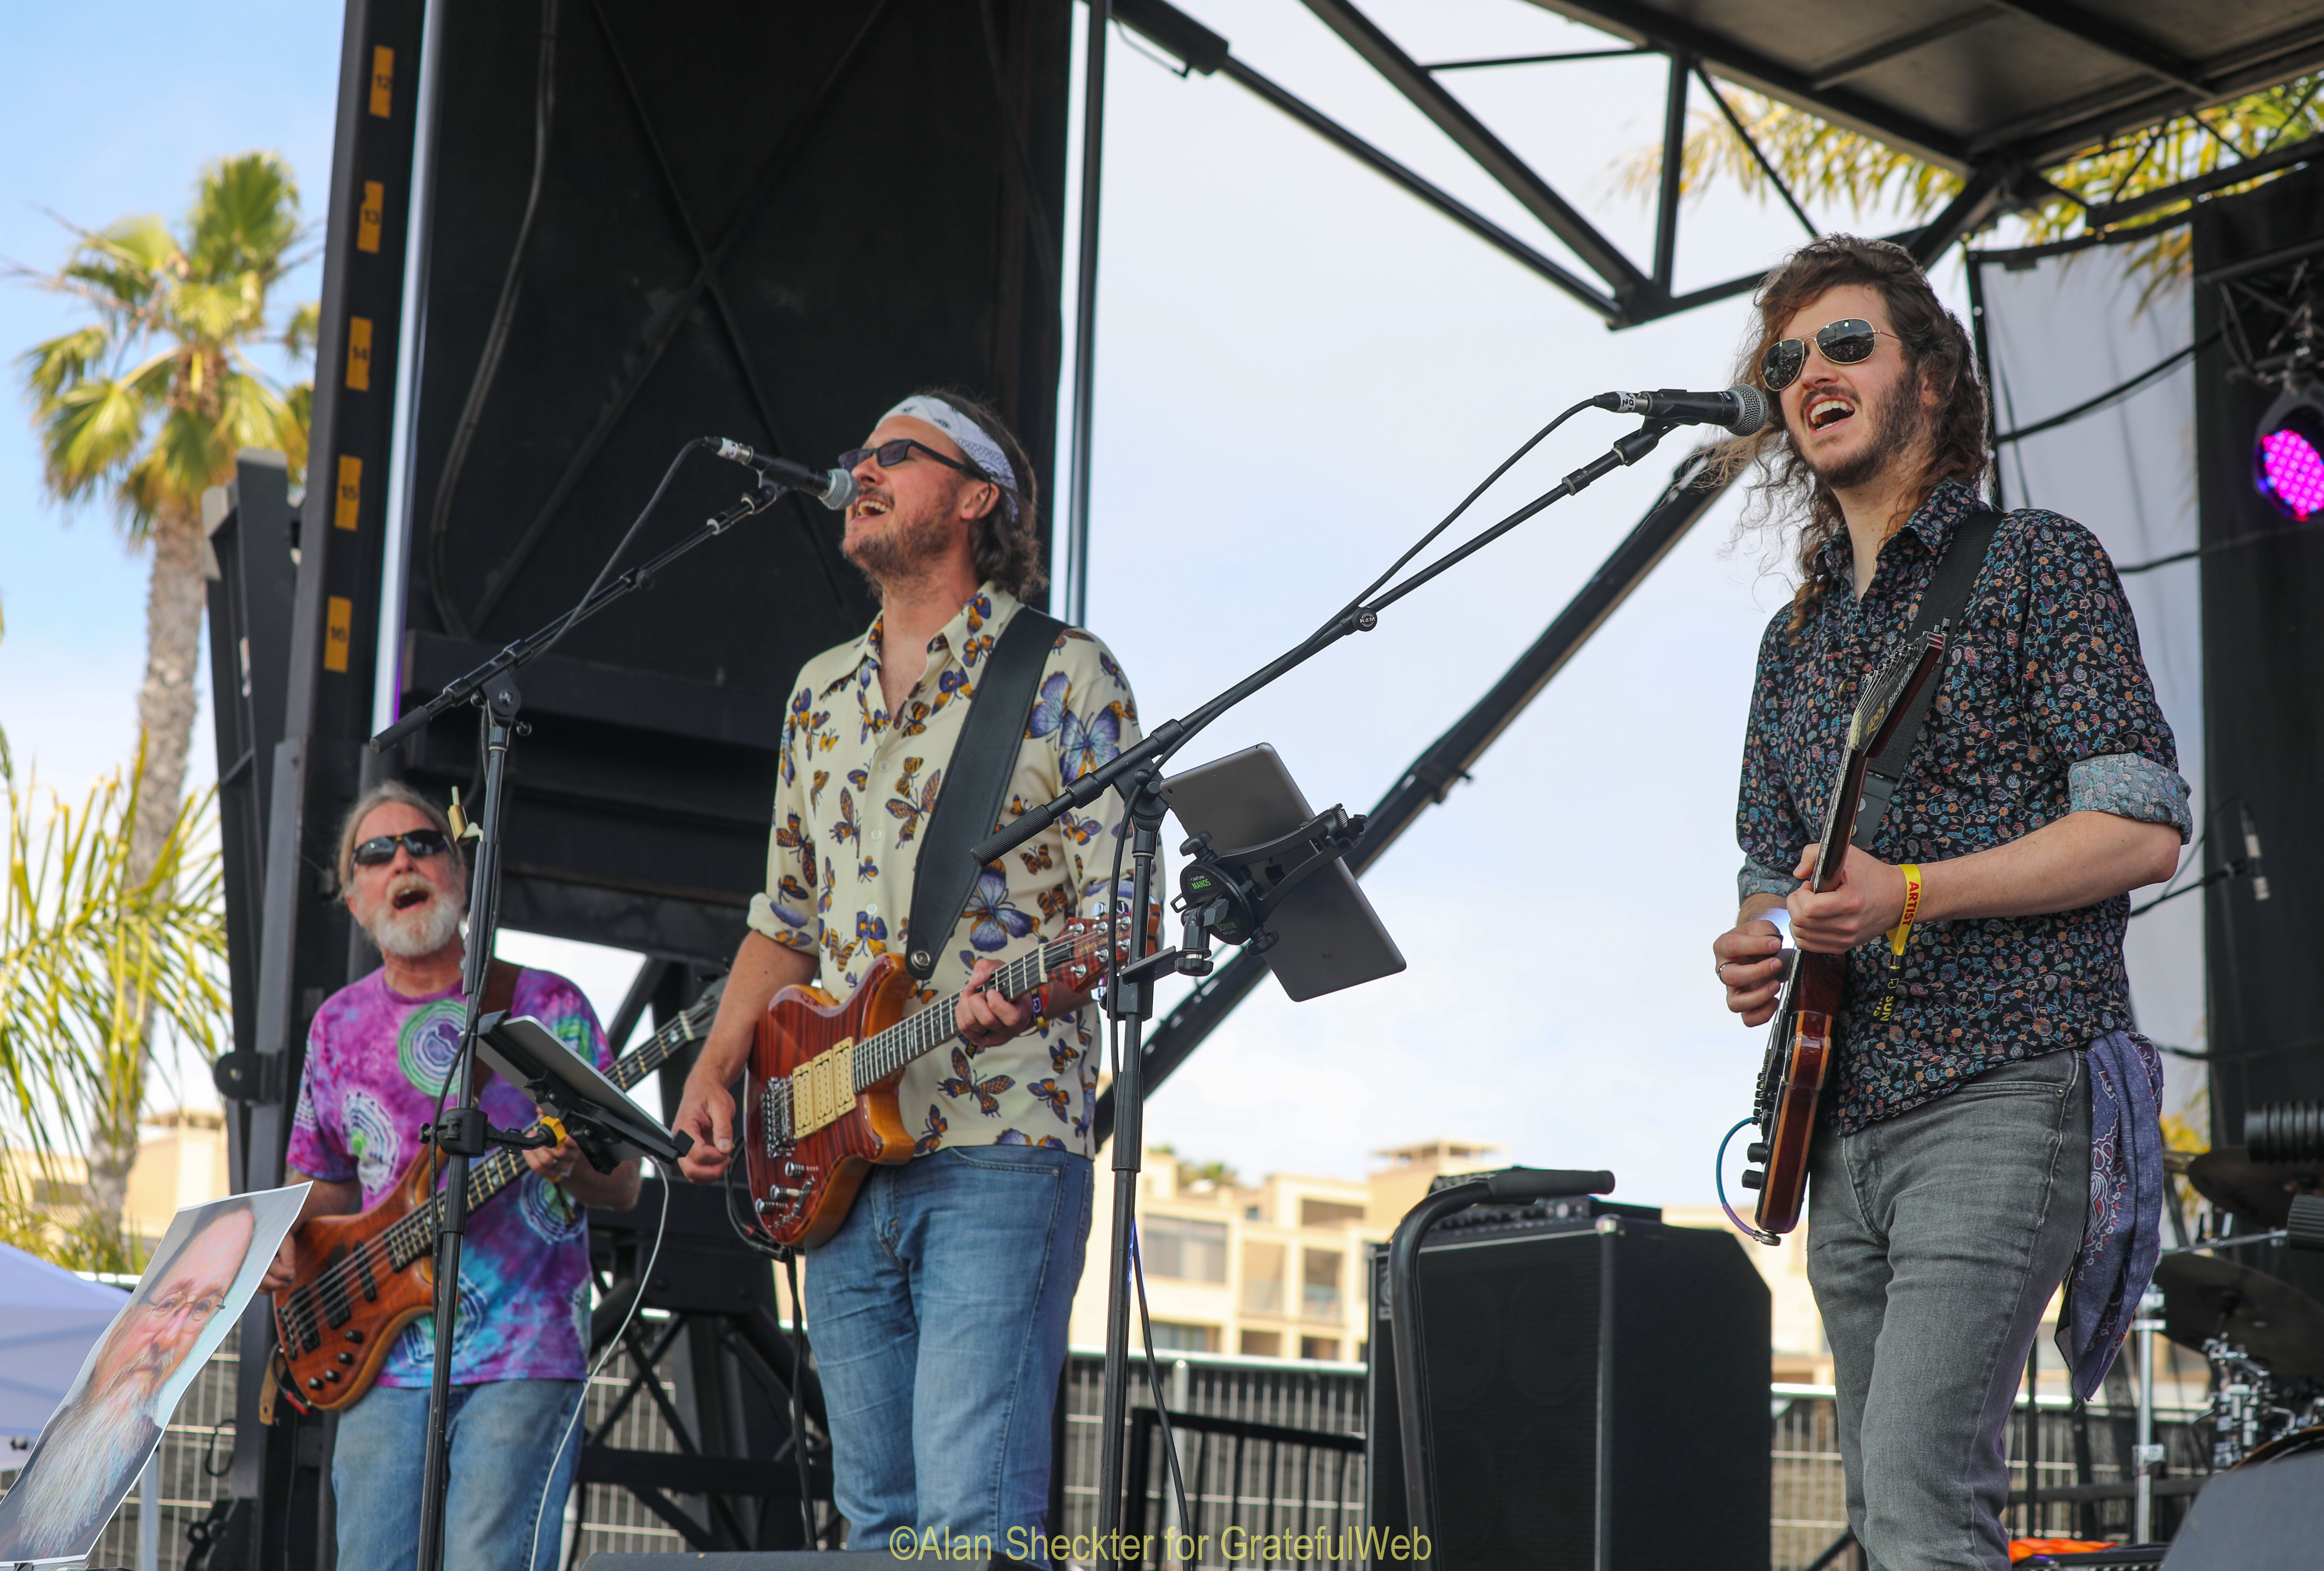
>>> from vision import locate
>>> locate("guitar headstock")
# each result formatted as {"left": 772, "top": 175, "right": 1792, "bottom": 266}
{"left": 1054, "top": 905, "right": 1163, "bottom": 992}
{"left": 1849, "top": 627, "right": 1947, "bottom": 751}
{"left": 1853, "top": 626, "right": 1950, "bottom": 757}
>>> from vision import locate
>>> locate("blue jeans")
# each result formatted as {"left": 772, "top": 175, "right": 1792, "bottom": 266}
{"left": 331, "top": 1378, "right": 584, "bottom": 1571}
{"left": 1809, "top": 1049, "right": 2091, "bottom": 1571}
{"left": 804, "top": 1144, "right": 1093, "bottom": 1562}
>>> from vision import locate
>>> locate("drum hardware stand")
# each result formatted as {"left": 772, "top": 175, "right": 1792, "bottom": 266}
{"left": 2134, "top": 1285, "right": 2166, "bottom": 1542}
{"left": 371, "top": 461, "right": 791, "bottom": 1571}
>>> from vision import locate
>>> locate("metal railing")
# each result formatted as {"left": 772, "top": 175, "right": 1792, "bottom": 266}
{"left": 23, "top": 1344, "right": 2220, "bottom": 1568}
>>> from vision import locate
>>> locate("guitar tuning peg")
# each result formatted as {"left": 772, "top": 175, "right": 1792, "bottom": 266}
{"left": 1740, "top": 1169, "right": 1765, "bottom": 1190}
{"left": 1746, "top": 1142, "right": 1770, "bottom": 1165}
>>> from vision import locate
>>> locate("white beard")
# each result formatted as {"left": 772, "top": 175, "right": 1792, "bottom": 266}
{"left": 368, "top": 886, "right": 464, "bottom": 959}
{"left": 1, "top": 1380, "right": 160, "bottom": 1555}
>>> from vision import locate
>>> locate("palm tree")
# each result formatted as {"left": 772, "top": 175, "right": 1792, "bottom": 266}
{"left": 1625, "top": 74, "right": 2324, "bottom": 287}
{"left": 0, "top": 735, "right": 229, "bottom": 1270}
{"left": 17, "top": 151, "right": 314, "bottom": 887}
{"left": 12, "top": 153, "right": 308, "bottom": 1234}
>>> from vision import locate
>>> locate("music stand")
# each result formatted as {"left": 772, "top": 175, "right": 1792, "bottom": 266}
{"left": 478, "top": 1013, "right": 693, "bottom": 1172}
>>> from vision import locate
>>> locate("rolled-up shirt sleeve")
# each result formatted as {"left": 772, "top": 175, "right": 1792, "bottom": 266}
{"left": 2068, "top": 752, "right": 2192, "bottom": 842}
{"left": 1737, "top": 612, "right": 1812, "bottom": 909}
{"left": 2022, "top": 518, "right": 2189, "bottom": 841}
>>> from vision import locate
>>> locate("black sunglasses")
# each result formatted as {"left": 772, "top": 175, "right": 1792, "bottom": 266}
{"left": 837, "top": 437, "right": 985, "bottom": 480}
{"left": 1762, "top": 318, "right": 1895, "bottom": 391}
{"left": 351, "top": 828, "right": 452, "bottom": 867}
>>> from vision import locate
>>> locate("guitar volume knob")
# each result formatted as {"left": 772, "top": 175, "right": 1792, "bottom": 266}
{"left": 1740, "top": 1169, "right": 1765, "bottom": 1190}
{"left": 1745, "top": 1142, "right": 1770, "bottom": 1165}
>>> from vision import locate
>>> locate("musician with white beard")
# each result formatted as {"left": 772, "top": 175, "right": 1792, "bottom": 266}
{"left": 259, "top": 782, "right": 637, "bottom": 1571}
{"left": 0, "top": 1200, "right": 256, "bottom": 1557}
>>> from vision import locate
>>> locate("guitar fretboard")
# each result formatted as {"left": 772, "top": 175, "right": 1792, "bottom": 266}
{"left": 379, "top": 984, "right": 722, "bottom": 1271}
{"left": 848, "top": 934, "right": 1091, "bottom": 1092}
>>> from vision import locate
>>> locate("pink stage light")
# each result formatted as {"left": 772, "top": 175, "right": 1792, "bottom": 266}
{"left": 2258, "top": 425, "right": 2324, "bottom": 520}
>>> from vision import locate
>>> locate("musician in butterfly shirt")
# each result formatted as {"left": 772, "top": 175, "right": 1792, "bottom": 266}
{"left": 1707, "top": 238, "right": 2187, "bottom": 1571}
{"left": 258, "top": 782, "right": 640, "bottom": 1571}
{"left": 673, "top": 390, "right": 1137, "bottom": 1566}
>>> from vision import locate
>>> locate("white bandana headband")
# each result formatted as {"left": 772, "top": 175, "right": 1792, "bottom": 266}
{"left": 882, "top": 395, "right": 1020, "bottom": 520}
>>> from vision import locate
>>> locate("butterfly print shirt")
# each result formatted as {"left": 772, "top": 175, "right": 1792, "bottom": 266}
{"left": 1735, "top": 481, "right": 2190, "bottom": 1135}
{"left": 287, "top": 966, "right": 613, "bottom": 1384}
{"left": 749, "top": 582, "right": 1141, "bottom": 1159}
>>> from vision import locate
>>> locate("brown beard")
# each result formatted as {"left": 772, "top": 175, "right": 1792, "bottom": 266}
{"left": 1805, "top": 368, "right": 1929, "bottom": 493}
{"left": 844, "top": 487, "right": 960, "bottom": 596}
{"left": 0, "top": 1378, "right": 161, "bottom": 1555}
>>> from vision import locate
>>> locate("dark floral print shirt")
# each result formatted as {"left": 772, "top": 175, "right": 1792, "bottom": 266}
{"left": 1735, "top": 481, "right": 2191, "bottom": 1134}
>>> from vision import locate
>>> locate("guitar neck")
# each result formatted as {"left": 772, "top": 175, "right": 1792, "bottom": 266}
{"left": 383, "top": 988, "right": 723, "bottom": 1270}
{"left": 849, "top": 936, "right": 1081, "bottom": 1093}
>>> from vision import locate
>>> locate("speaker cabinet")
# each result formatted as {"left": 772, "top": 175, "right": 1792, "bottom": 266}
{"left": 1366, "top": 1214, "right": 1769, "bottom": 1570}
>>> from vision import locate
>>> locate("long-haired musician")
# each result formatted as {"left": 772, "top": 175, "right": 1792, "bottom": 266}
{"left": 1709, "top": 236, "right": 2186, "bottom": 1570}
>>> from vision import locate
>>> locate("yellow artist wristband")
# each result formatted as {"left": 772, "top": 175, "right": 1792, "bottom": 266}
{"left": 1887, "top": 862, "right": 1923, "bottom": 956}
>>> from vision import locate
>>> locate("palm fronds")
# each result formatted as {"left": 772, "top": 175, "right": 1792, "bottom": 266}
{"left": 1619, "top": 73, "right": 2324, "bottom": 287}
{"left": 0, "top": 739, "right": 229, "bottom": 1268}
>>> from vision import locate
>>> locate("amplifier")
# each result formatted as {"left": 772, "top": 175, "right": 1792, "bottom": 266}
{"left": 1366, "top": 1213, "right": 1769, "bottom": 1571}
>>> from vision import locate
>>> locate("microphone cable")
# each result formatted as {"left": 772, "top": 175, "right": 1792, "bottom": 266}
{"left": 527, "top": 1158, "right": 674, "bottom": 1571}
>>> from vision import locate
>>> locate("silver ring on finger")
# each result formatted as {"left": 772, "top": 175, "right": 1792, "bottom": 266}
{"left": 1716, "top": 960, "right": 1732, "bottom": 982}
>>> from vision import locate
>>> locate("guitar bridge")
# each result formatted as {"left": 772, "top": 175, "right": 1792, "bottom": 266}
{"left": 760, "top": 1078, "right": 795, "bottom": 1158}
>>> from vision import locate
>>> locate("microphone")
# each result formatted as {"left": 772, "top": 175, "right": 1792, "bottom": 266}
{"left": 1593, "top": 385, "right": 1771, "bottom": 434}
{"left": 715, "top": 439, "right": 856, "bottom": 510}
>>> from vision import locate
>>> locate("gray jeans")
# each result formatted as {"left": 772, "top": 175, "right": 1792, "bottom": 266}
{"left": 1807, "top": 1049, "right": 2091, "bottom": 1571}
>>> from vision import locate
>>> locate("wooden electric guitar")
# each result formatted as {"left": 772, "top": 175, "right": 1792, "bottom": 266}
{"left": 1743, "top": 627, "right": 1949, "bottom": 1236}
{"left": 271, "top": 983, "right": 722, "bottom": 1411}
{"left": 742, "top": 914, "right": 1139, "bottom": 1249}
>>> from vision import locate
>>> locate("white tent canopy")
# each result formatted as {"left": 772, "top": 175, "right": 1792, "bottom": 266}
{"left": 0, "top": 1241, "right": 128, "bottom": 1443}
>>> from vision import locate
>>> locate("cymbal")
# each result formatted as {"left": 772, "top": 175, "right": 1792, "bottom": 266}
{"left": 2187, "top": 1145, "right": 2324, "bottom": 1228}
{"left": 2155, "top": 1252, "right": 2324, "bottom": 1376}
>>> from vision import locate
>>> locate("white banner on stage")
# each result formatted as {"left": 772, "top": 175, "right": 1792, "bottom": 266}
{"left": 1976, "top": 240, "right": 2206, "bottom": 1122}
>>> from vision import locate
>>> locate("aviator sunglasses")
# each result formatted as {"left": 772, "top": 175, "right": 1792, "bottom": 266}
{"left": 1761, "top": 318, "right": 1895, "bottom": 391}
{"left": 350, "top": 827, "right": 452, "bottom": 867}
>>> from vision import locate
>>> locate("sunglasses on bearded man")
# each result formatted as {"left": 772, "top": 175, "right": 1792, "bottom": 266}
{"left": 351, "top": 828, "right": 452, "bottom": 867}
{"left": 1761, "top": 318, "right": 1898, "bottom": 392}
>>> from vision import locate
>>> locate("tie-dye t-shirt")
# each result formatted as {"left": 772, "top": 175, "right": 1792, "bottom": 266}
{"left": 286, "top": 965, "right": 612, "bottom": 1386}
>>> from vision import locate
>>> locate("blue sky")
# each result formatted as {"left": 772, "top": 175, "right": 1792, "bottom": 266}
{"left": 1, "top": 2, "right": 2190, "bottom": 1208}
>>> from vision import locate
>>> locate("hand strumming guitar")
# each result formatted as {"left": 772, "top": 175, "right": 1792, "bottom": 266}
{"left": 1714, "top": 843, "right": 1909, "bottom": 1028}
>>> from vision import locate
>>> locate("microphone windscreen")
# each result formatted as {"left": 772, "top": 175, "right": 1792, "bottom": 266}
{"left": 821, "top": 468, "right": 858, "bottom": 510}
{"left": 1727, "top": 384, "right": 1771, "bottom": 435}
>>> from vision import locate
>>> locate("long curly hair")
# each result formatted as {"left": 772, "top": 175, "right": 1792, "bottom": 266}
{"left": 1709, "top": 236, "right": 1989, "bottom": 631}
{"left": 910, "top": 386, "right": 1048, "bottom": 604}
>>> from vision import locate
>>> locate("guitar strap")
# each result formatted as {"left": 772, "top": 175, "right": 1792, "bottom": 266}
{"left": 1851, "top": 505, "right": 2001, "bottom": 851}
{"left": 483, "top": 957, "right": 522, "bottom": 1017}
{"left": 904, "top": 605, "right": 1066, "bottom": 981}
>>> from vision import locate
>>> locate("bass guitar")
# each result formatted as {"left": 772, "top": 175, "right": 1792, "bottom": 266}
{"left": 743, "top": 914, "right": 1137, "bottom": 1249}
{"left": 271, "top": 982, "right": 722, "bottom": 1411}
{"left": 1741, "top": 627, "right": 1949, "bottom": 1236}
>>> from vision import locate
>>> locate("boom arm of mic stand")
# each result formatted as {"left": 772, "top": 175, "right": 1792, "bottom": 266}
{"left": 968, "top": 419, "right": 1677, "bottom": 867}
{"left": 371, "top": 484, "right": 782, "bottom": 752}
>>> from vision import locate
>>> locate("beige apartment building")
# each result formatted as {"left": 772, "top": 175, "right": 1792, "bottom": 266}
{"left": 3, "top": 1107, "right": 233, "bottom": 1253}
{"left": 1066, "top": 1138, "right": 1505, "bottom": 1363}
{"left": 1064, "top": 1140, "right": 1836, "bottom": 1382}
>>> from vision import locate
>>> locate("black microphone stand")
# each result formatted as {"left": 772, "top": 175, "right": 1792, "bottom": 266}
{"left": 966, "top": 417, "right": 1677, "bottom": 1567}
{"left": 376, "top": 470, "right": 787, "bottom": 1571}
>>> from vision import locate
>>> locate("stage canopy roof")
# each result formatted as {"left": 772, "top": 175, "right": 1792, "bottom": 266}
{"left": 1533, "top": 1, "right": 2324, "bottom": 172}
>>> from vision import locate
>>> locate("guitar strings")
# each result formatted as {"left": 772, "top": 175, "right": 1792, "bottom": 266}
{"left": 283, "top": 996, "right": 718, "bottom": 1337}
